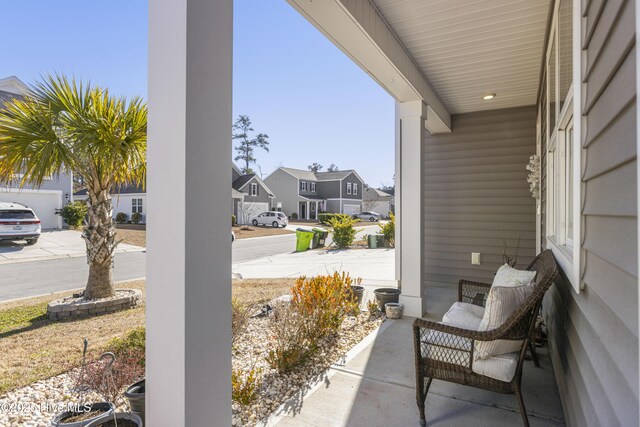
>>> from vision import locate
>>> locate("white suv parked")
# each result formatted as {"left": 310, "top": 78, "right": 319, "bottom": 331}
{"left": 251, "top": 211, "right": 288, "bottom": 228}
{"left": 0, "top": 202, "right": 41, "bottom": 245}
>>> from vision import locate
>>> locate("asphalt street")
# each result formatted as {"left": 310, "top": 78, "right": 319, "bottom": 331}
{"left": 0, "top": 225, "right": 381, "bottom": 302}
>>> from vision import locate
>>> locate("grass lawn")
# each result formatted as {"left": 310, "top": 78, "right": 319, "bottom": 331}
{"left": 115, "top": 226, "right": 294, "bottom": 246}
{"left": 115, "top": 228, "right": 146, "bottom": 247}
{"left": 0, "top": 278, "right": 295, "bottom": 395}
{"left": 232, "top": 225, "right": 294, "bottom": 239}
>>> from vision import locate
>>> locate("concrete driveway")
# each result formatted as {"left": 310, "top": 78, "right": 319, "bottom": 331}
{"left": 0, "top": 230, "right": 144, "bottom": 264}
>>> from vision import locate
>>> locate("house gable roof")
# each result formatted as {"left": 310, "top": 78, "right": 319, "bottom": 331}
{"left": 74, "top": 183, "right": 145, "bottom": 196}
{"left": 363, "top": 187, "right": 393, "bottom": 200}
{"left": 233, "top": 174, "right": 275, "bottom": 197}
{"left": 314, "top": 170, "right": 363, "bottom": 182}
{"left": 275, "top": 167, "right": 365, "bottom": 184}
{"left": 0, "top": 76, "right": 28, "bottom": 96}
{"left": 279, "top": 167, "right": 318, "bottom": 181}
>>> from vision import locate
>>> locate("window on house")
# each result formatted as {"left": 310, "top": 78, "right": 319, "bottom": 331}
{"left": 346, "top": 183, "right": 352, "bottom": 195}
{"left": 310, "top": 182, "right": 316, "bottom": 192}
{"left": 546, "top": 0, "right": 574, "bottom": 253}
{"left": 250, "top": 183, "right": 257, "bottom": 197}
{"left": 353, "top": 183, "right": 358, "bottom": 195}
{"left": 132, "top": 198, "right": 143, "bottom": 214}
{"left": 300, "top": 181, "right": 307, "bottom": 191}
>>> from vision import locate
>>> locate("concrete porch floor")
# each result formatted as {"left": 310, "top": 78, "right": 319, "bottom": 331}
{"left": 269, "top": 301, "right": 565, "bottom": 427}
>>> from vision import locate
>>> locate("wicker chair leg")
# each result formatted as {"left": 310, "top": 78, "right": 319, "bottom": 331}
{"left": 528, "top": 341, "right": 540, "bottom": 367}
{"left": 514, "top": 384, "right": 530, "bottom": 427}
{"left": 416, "top": 375, "right": 432, "bottom": 426}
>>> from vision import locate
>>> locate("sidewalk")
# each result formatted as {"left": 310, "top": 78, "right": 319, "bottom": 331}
{"left": 232, "top": 248, "right": 395, "bottom": 283}
{"left": 266, "top": 316, "right": 565, "bottom": 427}
{"left": 0, "top": 230, "right": 144, "bottom": 264}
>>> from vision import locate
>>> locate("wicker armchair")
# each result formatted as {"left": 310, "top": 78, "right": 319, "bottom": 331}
{"left": 413, "top": 250, "right": 558, "bottom": 427}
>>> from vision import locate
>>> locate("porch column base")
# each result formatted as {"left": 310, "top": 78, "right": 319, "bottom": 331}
{"left": 399, "top": 293, "right": 426, "bottom": 318}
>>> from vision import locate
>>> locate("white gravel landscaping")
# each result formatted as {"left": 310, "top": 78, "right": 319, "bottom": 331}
{"left": 232, "top": 312, "right": 384, "bottom": 427}
{"left": 0, "top": 372, "right": 129, "bottom": 427}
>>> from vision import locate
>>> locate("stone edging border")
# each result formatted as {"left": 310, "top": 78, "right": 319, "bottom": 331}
{"left": 46, "top": 289, "right": 142, "bottom": 320}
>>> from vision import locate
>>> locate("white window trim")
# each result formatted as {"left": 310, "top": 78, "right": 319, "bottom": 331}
{"left": 353, "top": 183, "right": 358, "bottom": 195}
{"left": 310, "top": 182, "right": 316, "bottom": 192}
{"left": 301, "top": 181, "right": 307, "bottom": 192}
{"left": 250, "top": 182, "right": 257, "bottom": 196}
{"left": 544, "top": 0, "right": 582, "bottom": 293}
{"left": 346, "top": 182, "right": 352, "bottom": 195}
{"left": 132, "top": 198, "right": 143, "bottom": 214}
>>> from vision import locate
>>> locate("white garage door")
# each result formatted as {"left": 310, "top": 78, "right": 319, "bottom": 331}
{"left": 0, "top": 190, "right": 62, "bottom": 229}
{"left": 237, "top": 201, "right": 269, "bottom": 225}
{"left": 343, "top": 204, "right": 361, "bottom": 216}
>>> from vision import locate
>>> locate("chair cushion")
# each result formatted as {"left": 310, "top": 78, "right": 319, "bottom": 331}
{"left": 475, "top": 284, "right": 535, "bottom": 359}
{"left": 492, "top": 264, "right": 537, "bottom": 287}
{"left": 472, "top": 351, "right": 519, "bottom": 382}
{"left": 442, "top": 302, "right": 484, "bottom": 330}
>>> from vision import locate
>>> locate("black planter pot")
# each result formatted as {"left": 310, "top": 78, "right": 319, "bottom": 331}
{"left": 350, "top": 285, "right": 365, "bottom": 306}
{"left": 124, "top": 379, "right": 145, "bottom": 424}
{"left": 373, "top": 288, "right": 400, "bottom": 312}
{"left": 51, "top": 402, "right": 115, "bottom": 427}
{"left": 85, "top": 412, "right": 143, "bottom": 427}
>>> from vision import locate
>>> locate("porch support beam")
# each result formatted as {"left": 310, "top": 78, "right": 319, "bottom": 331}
{"left": 287, "top": 0, "right": 451, "bottom": 134}
{"left": 396, "top": 100, "right": 426, "bottom": 317}
{"left": 147, "top": 0, "right": 232, "bottom": 425}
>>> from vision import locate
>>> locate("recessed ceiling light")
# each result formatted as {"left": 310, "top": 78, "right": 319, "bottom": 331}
{"left": 483, "top": 93, "right": 496, "bottom": 100}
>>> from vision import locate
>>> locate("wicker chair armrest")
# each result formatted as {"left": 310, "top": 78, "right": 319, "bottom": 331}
{"left": 413, "top": 318, "right": 480, "bottom": 370}
{"left": 458, "top": 279, "right": 492, "bottom": 307}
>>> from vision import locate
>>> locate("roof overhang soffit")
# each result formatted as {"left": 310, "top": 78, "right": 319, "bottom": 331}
{"left": 287, "top": 0, "right": 451, "bottom": 134}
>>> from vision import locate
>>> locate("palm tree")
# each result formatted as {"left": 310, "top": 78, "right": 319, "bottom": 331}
{"left": 0, "top": 75, "right": 146, "bottom": 299}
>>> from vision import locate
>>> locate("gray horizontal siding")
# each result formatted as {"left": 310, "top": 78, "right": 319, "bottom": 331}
{"left": 541, "top": 1, "right": 638, "bottom": 426}
{"left": 423, "top": 106, "right": 537, "bottom": 288}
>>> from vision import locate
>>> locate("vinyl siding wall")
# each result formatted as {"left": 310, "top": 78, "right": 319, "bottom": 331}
{"left": 423, "top": 107, "right": 537, "bottom": 290}
{"left": 540, "top": 0, "right": 638, "bottom": 425}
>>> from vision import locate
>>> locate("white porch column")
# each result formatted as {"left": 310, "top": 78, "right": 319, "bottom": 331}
{"left": 396, "top": 101, "right": 427, "bottom": 318}
{"left": 147, "top": 0, "right": 232, "bottom": 426}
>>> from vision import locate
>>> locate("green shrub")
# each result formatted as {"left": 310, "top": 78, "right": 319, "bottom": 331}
{"left": 55, "top": 201, "right": 88, "bottom": 229}
{"left": 108, "top": 327, "right": 146, "bottom": 366}
{"left": 232, "top": 214, "right": 237, "bottom": 226}
{"left": 232, "top": 298, "right": 251, "bottom": 344}
{"left": 131, "top": 212, "right": 143, "bottom": 224}
{"left": 290, "top": 212, "right": 298, "bottom": 220}
{"left": 115, "top": 212, "right": 128, "bottom": 224}
{"left": 378, "top": 212, "right": 395, "bottom": 247}
{"left": 291, "top": 272, "right": 360, "bottom": 340}
{"left": 328, "top": 215, "right": 358, "bottom": 248}
{"left": 318, "top": 213, "right": 351, "bottom": 225}
{"left": 232, "top": 367, "right": 262, "bottom": 405}
{"left": 265, "top": 303, "right": 317, "bottom": 373}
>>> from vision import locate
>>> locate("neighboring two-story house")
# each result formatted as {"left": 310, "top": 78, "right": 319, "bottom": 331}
{"left": 0, "top": 76, "right": 74, "bottom": 230}
{"left": 263, "top": 167, "right": 364, "bottom": 220}
{"left": 362, "top": 187, "right": 394, "bottom": 218}
{"left": 232, "top": 163, "right": 275, "bottom": 224}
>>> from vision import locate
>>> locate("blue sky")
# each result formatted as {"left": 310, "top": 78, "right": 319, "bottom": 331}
{"left": 1, "top": 1, "right": 394, "bottom": 187}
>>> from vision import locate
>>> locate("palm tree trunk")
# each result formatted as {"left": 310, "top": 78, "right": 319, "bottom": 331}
{"left": 83, "top": 186, "right": 118, "bottom": 299}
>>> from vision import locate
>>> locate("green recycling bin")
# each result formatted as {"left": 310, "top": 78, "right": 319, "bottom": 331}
{"left": 312, "top": 227, "right": 328, "bottom": 247}
{"left": 295, "top": 228, "right": 315, "bottom": 252}
{"left": 368, "top": 233, "right": 385, "bottom": 248}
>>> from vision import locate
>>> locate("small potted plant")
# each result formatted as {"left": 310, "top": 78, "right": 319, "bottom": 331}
{"left": 85, "top": 412, "right": 143, "bottom": 427}
{"left": 373, "top": 287, "right": 400, "bottom": 312}
{"left": 55, "top": 341, "right": 145, "bottom": 427}
{"left": 51, "top": 402, "right": 115, "bottom": 427}
{"left": 124, "top": 379, "right": 145, "bottom": 423}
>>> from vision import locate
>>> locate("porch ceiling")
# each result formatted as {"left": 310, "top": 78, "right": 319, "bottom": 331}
{"left": 372, "top": 0, "right": 551, "bottom": 114}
